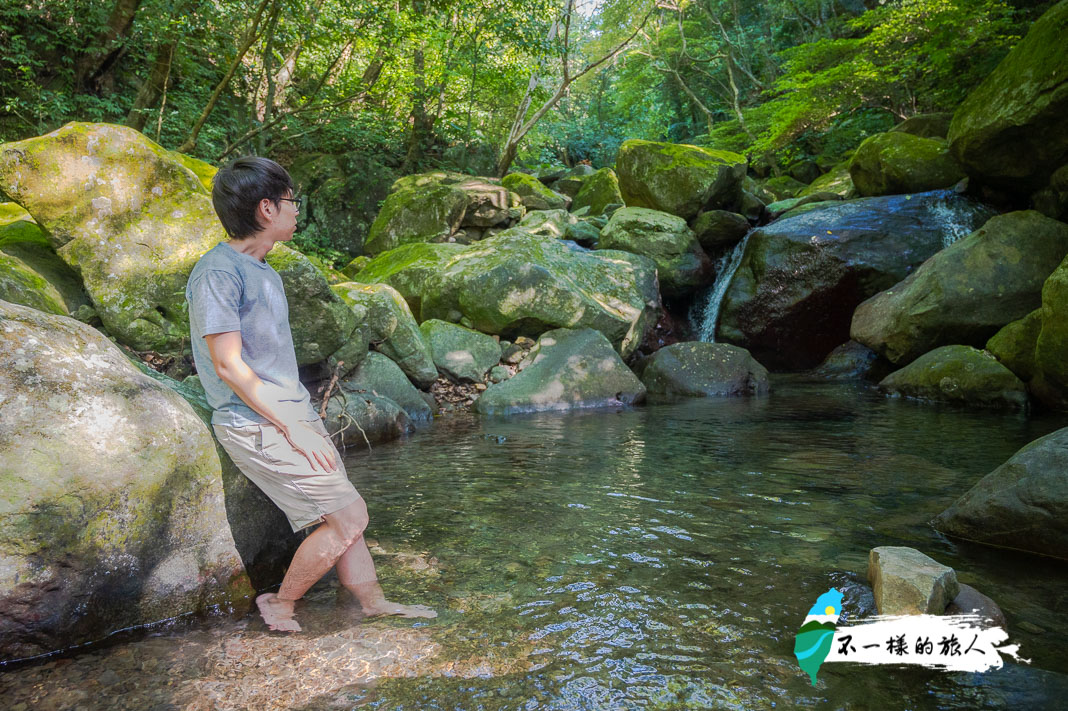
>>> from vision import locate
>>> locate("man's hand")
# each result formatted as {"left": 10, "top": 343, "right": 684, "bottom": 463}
{"left": 282, "top": 422, "right": 338, "bottom": 472}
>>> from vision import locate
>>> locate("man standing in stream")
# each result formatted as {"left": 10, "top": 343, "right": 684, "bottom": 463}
{"left": 185, "top": 156, "right": 436, "bottom": 631}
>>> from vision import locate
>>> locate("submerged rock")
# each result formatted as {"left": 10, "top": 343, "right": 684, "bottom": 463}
{"left": 878, "top": 345, "right": 1028, "bottom": 410}
{"left": 616, "top": 139, "right": 747, "bottom": 219}
{"left": 420, "top": 319, "right": 501, "bottom": 383}
{"left": 946, "top": 584, "right": 1007, "bottom": 629}
{"left": 849, "top": 131, "right": 964, "bottom": 196}
{"left": 868, "top": 547, "right": 960, "bottom": 615}
{"left": 948, "top": 0, "right": 1068, "bottom": 197}
{"left": 851, "top": 211, "right": 1068, "bottom": 365}
{"left": 475, "top": 328, "right": 645, "bottom": 415}
{"left": 598, "top": 207, "right": 710, "bottom": 297}
{"left": 716, "top": 190, "right": 994, "bottom": 369}
{"left": 640, "top": 341, "right": 769, "bottom": 398}
{"left": 934, "top": 426, "right": 1068, "bottom": 561}
{"left": 0, "top": 300, "right": 251, "bottom": 661}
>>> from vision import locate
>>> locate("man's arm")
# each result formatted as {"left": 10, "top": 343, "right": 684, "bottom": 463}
{"left": 205, "top": 331, "right": 337, "bottom": 472}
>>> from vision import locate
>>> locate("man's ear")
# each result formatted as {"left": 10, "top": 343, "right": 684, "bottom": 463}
{"left": 257, "top": 197, "right": 276, "bottom": 224}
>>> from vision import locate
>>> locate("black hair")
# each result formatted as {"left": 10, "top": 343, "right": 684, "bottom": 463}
{"left": 211, "top": 156, "right": 294, "bottom": 239}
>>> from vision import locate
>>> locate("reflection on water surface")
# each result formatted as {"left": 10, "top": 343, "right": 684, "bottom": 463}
{"left": 3, "top": 379, "right": 1067, "bottom": 710}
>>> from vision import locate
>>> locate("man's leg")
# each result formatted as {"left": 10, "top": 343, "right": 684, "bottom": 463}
{"left": 257, "top": 498, "right": 369, "bottom": 631}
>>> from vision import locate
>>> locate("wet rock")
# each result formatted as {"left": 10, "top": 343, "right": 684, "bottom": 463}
{"left": 851, "top": 211, "right": 1068, "bottom": 365}
{"left": 598, "top": 207, "right": 711, "bottom": 297}
{"left": 616, "top": 139, "right": 747, "bottom": 219}
{"left": 934, "top": 426, "right": 1068, "bottom": 560}
{"left": 765, "top": 193, "right": 843, "bottom": 220}
{"left": 0, "top": 122, "right": 223, "bottom": 358}
{"left": 332, "top": 281, "right": 437, "bottom": 388}
{"left": 716, "top": 190, "right": 994, "bottom": 369}
{"left": 948, "top": 0, "right": 1068, "bottom": 198}
{"left": 501, "top": 172, "right": 569, "bottom": 211}
{"left": 691, "top": 210, "right": 749, "bottom": 252}
{"left": 341, "top": 352, "right": 432, "bottom": 422}
{"left": 811, "top": 340, "right": 888, "bottom": 381}
{"left": 849, "top": 131, "right": 964, "bottom": 196}
{"left": 640, "top": 341, "right": 769, "bottom": 398}
{"left": 986, "top": 308, "right": 1041, "bottom": 381}
{"left": 571, "top": 167, "right": 623, "bottom": 216}
{"left": 946, "top": 584, "right": 1007, "bottom": 628}
{"left": 0, "top": 301, "right": 251, "bottom": 661}
{"left": 476, "top": 328, "right": 645, "bottom": 415}
{"left": 867, "top": 546, "right": 960, "bottom": 615}
{"left": 420, "top": 319, "right": 502, "bottom": 383}
{"left": 878, "top": 345, "right": 1028, "bottom": 410}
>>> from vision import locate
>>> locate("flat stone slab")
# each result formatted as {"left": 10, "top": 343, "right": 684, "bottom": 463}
{"left": 867, "top": 546, "right": 960, "bottom": 615}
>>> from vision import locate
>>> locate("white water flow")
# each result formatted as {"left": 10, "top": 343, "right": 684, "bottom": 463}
{"left": 930, "top": 199, "right": 979, "bottom": 248}
{"left": 692, "top": 232, "right": 751, "bottom": 342}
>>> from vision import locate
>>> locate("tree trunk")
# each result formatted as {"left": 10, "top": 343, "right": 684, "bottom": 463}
{"left": 76, "top": 0, "right": 144, "bottom": 89}
{"left": 178, "top": 0, "right": 272, "bottom": 154}
{"left": 125, "top": 41, "right": 175, "bottom": 131}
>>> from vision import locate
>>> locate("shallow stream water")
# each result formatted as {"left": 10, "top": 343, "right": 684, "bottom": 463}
{"left": 3, "top": 379, "right": 1067, "bottom": 710}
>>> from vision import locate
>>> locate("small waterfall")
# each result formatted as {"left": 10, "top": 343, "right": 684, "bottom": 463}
{"left": 929, "top": 193, "right": 982, "bottom": 248}
{"left": 691, "top": 232, "right": 751, "bottom": 342}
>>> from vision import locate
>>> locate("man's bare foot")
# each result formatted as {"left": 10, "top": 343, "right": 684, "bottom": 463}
{"left": 361, "top": 601, "right": 438, "bottom": 619}
{"left": 256, "top": 593, "right": 302, "bottom": 631}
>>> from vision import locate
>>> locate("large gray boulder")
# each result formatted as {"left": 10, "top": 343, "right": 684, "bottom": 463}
{"left": 640, "top": 342, "right": 769, "bottom": 398}
{"left": 571, "top": 167, "right": 624, "bottom": 216}
{"left": 868, "top": 547, "right": 960, "bottom": 615}
{"left": 420, "top": 319, "right": 501, "bottom": 383}
{"left": 948, "top": 0, "right": 1068, "bottom": 198}
{"left": 340, "top": 352, "right": 432, "bottom": 422}
{"left": 849, "top": 132, "right": 965, "bottom": 197}
{"left": 0, "top": 300, "right": 251, "bottom": 661}
{"left": 851, "top": 211, "right": 1068, "bottom": 365}
{"left": 332, "top": 281, "right": 437, "bottom": 388}
{"left": 598, "top": 207, "right": 710, "bottom": 297}
{"left": 716, "top": 191, "right": 994, "bottom": 369}
{"left": 363, "top": 184, "right": 469, "bottom": 255}
{"left": 934, "top": 427, "right": 1068, "bottom": 560}
{"left": 350, "top": 241, "right": 467, "bottom": 317}
{"left": 616, "top": 139, "right": 747, "bottom": 219}
{"left": 476, "top": 328, "right": 645, "bottom": 415}
{"left": 878, "top": 345, "right": 1028, "bottom": 410}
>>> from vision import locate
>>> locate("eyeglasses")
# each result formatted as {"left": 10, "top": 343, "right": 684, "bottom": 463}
{"left": 279, "top": 196, "right": 303, "bottom": 210}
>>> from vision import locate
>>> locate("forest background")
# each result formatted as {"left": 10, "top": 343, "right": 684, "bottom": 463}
{"left": 0, "top": 0, "right": 1053, "bottom": 265}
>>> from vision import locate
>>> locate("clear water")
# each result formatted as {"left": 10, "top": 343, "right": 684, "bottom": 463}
{"left": 3, "top": 379, "right": 1067, "bottom": 710}
{"left": 690, "top": 234, "right": 750, "bottom": 343}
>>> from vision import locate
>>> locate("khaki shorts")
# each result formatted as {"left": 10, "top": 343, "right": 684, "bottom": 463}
{"left": 213, "top": 418, "right": 361, "bottom": 533}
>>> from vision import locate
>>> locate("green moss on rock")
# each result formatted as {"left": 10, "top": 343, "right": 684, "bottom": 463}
{"left": 849, "top": 132, "right": 965, "bottom": 196}
{"left": 616, "top": 139, "right": 746, "bottom": 219}
{"left": 502, "top": 172, "right": 569, "bottom": 211}
{"left": 571, "top": 167, "right": 623, "bottom": 216}
{"left": 986, "top": 308, "right": 1041, "bottom": 381}
{"left": 598, "top": 207, "right": 709, "bottom": 297}
{"left": 878, "top": 345, "right": 1027, "bottom": 410}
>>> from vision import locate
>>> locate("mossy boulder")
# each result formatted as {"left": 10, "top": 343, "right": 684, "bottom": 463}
{"left": 340, "top": 352, "right": 432, "bottom": 422}
{"left": 317, "top": 386, "right": 413, "bottom": 449}
{"left": 851, "top": 211, "right": 1068, "bottom": 365}
{"left": 598, "top": 207, "right": 710, "bottom": 297}
{"left": 0, "top": 217, "right": 95, "bottom": 321}
{"left": 849, "top": 132, "right": 965, "bottom": 197}
{"left": 1031, "top": 252, "right": 1068, "bottom": 408}
{"left": 934, "top": 426, "right": 1068, "bottom": 560}
{"left": 419, "top": 318, "right": 501, "bottom": 383}
{"left": 878, "top": 345, "right": 1028, "bottom": 410}
{"left": 947, "top": 0, "right": 1068, "bottom": 197}
{"left": 552, "top": 165, "right": 594, "bottom": 199}
{"left": 502, "top": 172, "right": 569, "bottom": 211}
{"left": 0, "top": 122, "right": 224, "bottom": 358}
{"left": 762, "top": 175, "right": 808, "bottom": 201}
{"left": 616, "top": 139, "right": 747, "bottom": 219}
{"left": 518, "top": 208, "right": 576, "bottom": 239}
{"left": 332, "top": 281, "right": 437, "bottom": 388}
{"left": 0, "top": 300, "right": 251, "bottom": 661}
{"left": 691, "top": 210, "right": 749, "bottom": 252}
{"left": 0, "top": 201, "right": 33, "bottom": 225}
{"left": 475, "top": 328, "right": 645, "bottom": 415}
{"left": 812, "top": 340, "right": 888, "bottom": 381}
{"left": 264, "top": 244, "right": 362, "bottom": 366}
{"left": 798, "top": 161, "right": 855, "bottom": 198}
{"left": 766, "top": 193, "right": 843, "bottom": 220}
{"left": 0, "top": 251, "right": 68, "bottom": 315}
{"left": 891, "top": 112, "right": 954, "bottom": 139}
{"left": 364, "top": 184, "right": 469, "bottom": 255}
{"left": 986, "top": 309, "right": 1041, "bottom": 382}
{"left": 351, "top": 241, "right": 467, "bottom": 317}
{"left": 717, "top": 191, "right": 995, "bottom": 369}
{"left": 167, "top": 150, "right": 217, "bottom": 192}
{"left": 571, "top": 167, "right": 624, "bottom": 216}
{"left": 640, "top": 342, "right": 769, "bottom": 398}
{"left": 1032, "top": 163, "right": 1068, "bottom": 221}
{"left": 417, "top": 230, "right": 660, "bottom": 358}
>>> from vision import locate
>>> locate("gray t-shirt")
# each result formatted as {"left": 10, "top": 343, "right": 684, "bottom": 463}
{"left": 186, "top": 242, "right": 317, "bottom": 427}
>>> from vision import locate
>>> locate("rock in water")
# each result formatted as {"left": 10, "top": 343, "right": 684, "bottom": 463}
{"left": 640, "top": 342, "right": 769, "bottom": 398}
{"left": 878, "top": 345, "right": 1028, "bottom": 410}
{"left": 948, "top": 0, "right": 1068, "bottom": 197}
{"left": 716, "top": 190, "right": 994, "bottom": 369}
{"left": 0, "top": 123, "right": 223, "bottom": 357}
{"left": 986, "top": 309, "right": 1041, "bottom": 382}
{"left": 934, "top": 427, "right": 1068, "bottom": 560}
{"left": 851, "top": 211, "right": 1068, "bottom": 365}
{"left": 475, "top": 328, "right": 645, "bottom": 415}
{"left": 0, "top": 300, "right": 251, "bottom": 661}
{"left": 616, "top": 139, "right": 747, "bottom": 219}
{"left": 868, "top": 547, "right": 960, "bottom": 615}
